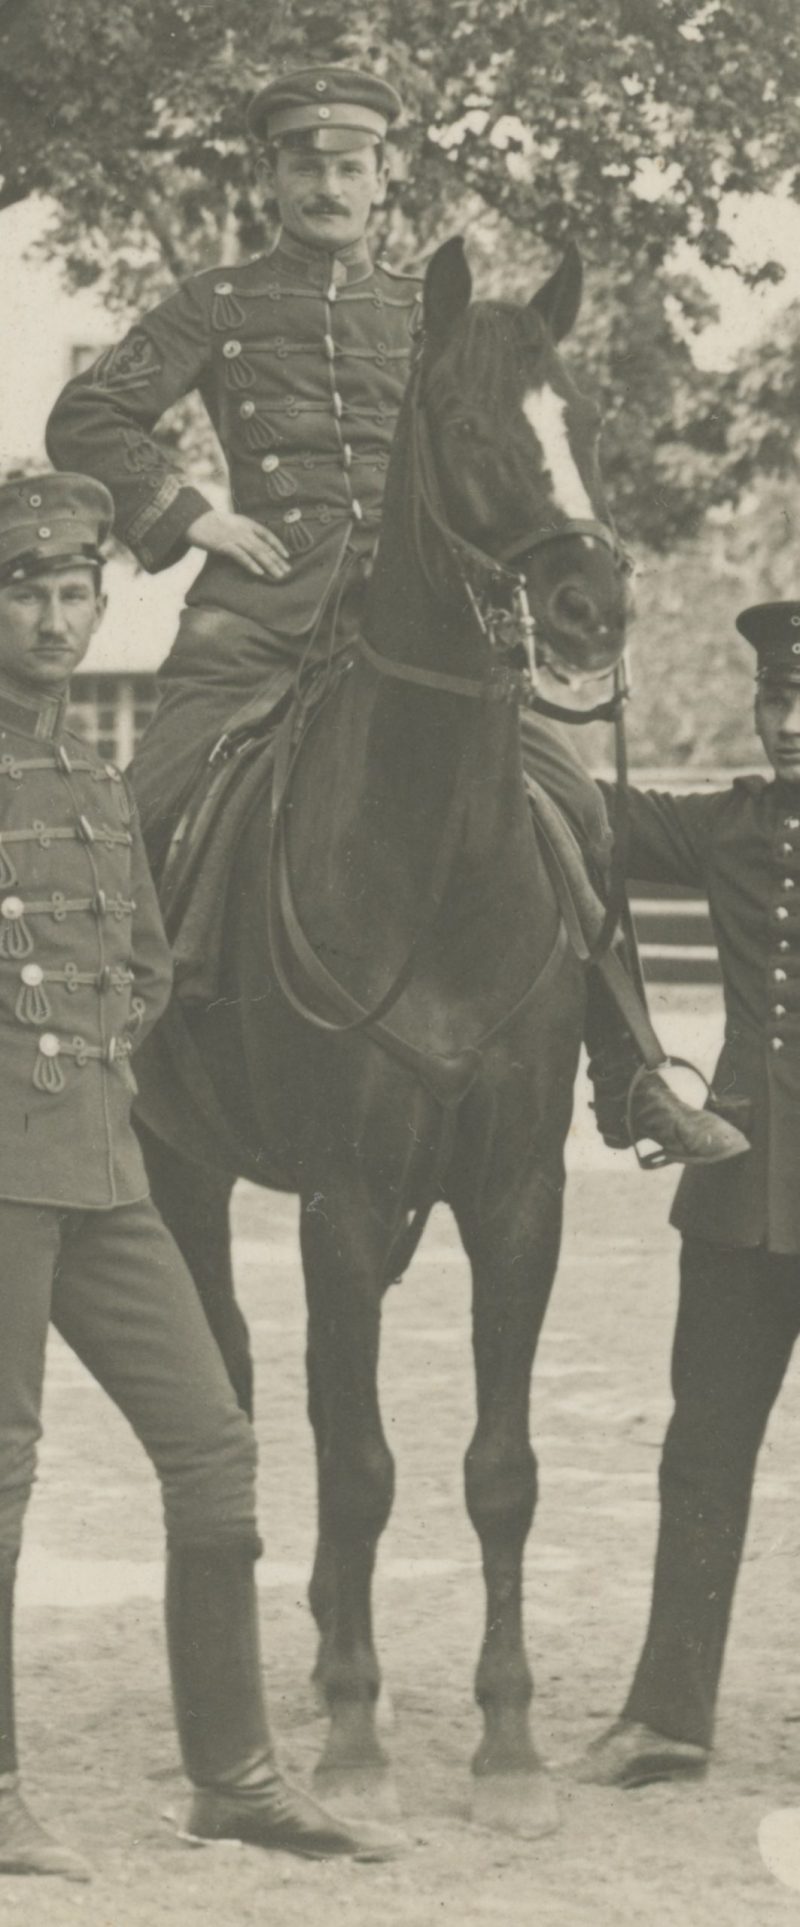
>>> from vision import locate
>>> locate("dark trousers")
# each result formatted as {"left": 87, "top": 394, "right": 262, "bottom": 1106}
{"left": 623, "top": 1235, "right": 800, "bottom": 1747}
{"left": 0, "top": 1196, "right": 258, "bottom": 1556}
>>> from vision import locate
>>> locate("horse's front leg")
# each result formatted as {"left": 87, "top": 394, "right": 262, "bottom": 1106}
{"left": 299, "top": 1179, "right": 399, "bottom": 1820}
{"left": 455, "top": 1171, "right": 565, "bottom": 1838}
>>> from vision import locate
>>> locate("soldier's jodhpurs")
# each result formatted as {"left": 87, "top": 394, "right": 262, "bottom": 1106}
{"left": 0, "top": 1196, "right": 259, "bottom": 1557}
{"left": 623, "top": 1234, "right": 800, "bottom": 1749}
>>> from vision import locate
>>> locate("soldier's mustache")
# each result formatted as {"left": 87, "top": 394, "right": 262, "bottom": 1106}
{"left": 305, "top": 199, "right": 349, "bottom": 215}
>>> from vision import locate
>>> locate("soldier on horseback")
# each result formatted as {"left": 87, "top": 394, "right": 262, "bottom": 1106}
{"left": 46, "top": 61, "right": 741, "bottom": 1171}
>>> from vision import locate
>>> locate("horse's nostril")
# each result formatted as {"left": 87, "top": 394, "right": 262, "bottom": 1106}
{"left": 551, "top": 583, "right": 596, "bottom": 630}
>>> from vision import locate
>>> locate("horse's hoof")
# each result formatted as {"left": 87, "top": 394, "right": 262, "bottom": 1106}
{"left": 312, "top": 1766, "right": 404, "bottom": 1828}
{"left": 470, "top": 1769, "right": 559, "bottom": 1839}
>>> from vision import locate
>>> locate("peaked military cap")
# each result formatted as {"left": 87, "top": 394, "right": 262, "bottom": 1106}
{"left": 248, "top": 64, "right": 403, "bottom": 151}
{"left": 736, "top": 601, "right": 800, "bottom": 683}
{"left": 0, "top": 473, "right": 113, "bottom": 585}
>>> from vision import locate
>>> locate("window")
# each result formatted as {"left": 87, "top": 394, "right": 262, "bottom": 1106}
{"left": 68, "top": 675, "right": 158, "bottom": 768}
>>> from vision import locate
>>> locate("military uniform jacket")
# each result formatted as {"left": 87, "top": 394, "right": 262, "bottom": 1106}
{"left": 46, "top": 231, "right": 422, "bottom": 638}
{"left": 0, "top": 680, "right": 173, "bottom": 1208}
{"left": 614, "top": 776, "right": 800, "bottom": 1254}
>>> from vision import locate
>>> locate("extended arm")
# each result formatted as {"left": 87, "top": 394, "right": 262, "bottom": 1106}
{"left": 599, "top": 782, "right": 726, "bottom": 890}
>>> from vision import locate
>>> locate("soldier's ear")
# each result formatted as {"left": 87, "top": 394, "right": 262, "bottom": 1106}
{"left": 423, "top": 237, "right": 472, "bottom": 342}
{"left": 91, "top": 589, "right": 108, "bottom": 635}
{"left": 528, "top": 242, "right": 583, "bottom": 343}
{"left": 371, "top": 155, "right": 389, "bottom": 211}
{"left": 255, "top": 153, "right": 279, "bottom": 203}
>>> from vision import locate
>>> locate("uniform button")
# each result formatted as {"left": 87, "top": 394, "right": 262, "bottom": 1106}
{"left": 56, "top": 744, "right": 72, "bottom": 774}
{"left": 283, "top": 508, "right": 303, "bottom": 524}
{"left": 774, "top": 967, "right": 788, "bottom": 981}
{"left": 784, "top": 878, "right": 796, "bottom": 890}
{"left": 774, "top": 1004, "right": 787, "bottom": 1017}
{"left": 779, "top": 939, "right": 790, "bottom": 952}
{"left": 771, "top": 1036, "right": 785, "bottom": 1051}
{"left": 1, "top": 896, "right": 24, "bottom": 921}
{"left": 315, "top": 78, "right": 327, "bottom": 92}
{"left": 776, "top": 906, "right": 790, "bottom": 921}
{"left": 29, "top": 493, "right": 42, "bottom": 508}
{"left": 240, "top": 400, "right": 255, "bottom": 418}
{"left": 342, "top": 442, "right": 352, "bottom": 467}
{"left": 352, "top": 499, "right": 363, "bottom": 521}
{"left": 38, "top": 1032, "right": 60, "bottom": 1058}
{"left": 214, "top": 280, "right": 233, "bottom": 295}
{"left": 223, "top": 340, "right": 242, "bottom": 358}
{"left": 76, "top": 814, "right": 95, "bottom": 844}
{"left": 37, "top": 526, "right": 51, "bottom": 540}
{"left": 323, "top": 333, "right": 335, "bottom": 358}
{"left": 332, "top": 392, "right": 343, "bottom": 418}
{"left": 94, "top": 890, "right": 107, "bottom": 917}
{"left": 782, "top": 842, "right": 794, "bottom": 855}
{"left": 21, "top": 962, "right": 43, "bottom": 986}
{"left": 261, "top": 455, "right": 280, "bottom": 473}
{"left": 318, "top": 106, "right": 331, "bottom": 119}
{"left": 786, "top": 818, "right": 800, "bottom": 830}
{"left": 105, "top": 1037, "right": 117, "bottom": 1064}
{"left": 327, "top": 283, "right": 338, "bottom": 302}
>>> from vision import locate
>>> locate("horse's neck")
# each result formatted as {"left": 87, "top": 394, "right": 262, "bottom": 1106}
{"left": 288, "top": 393, "right": 557, "bottom": 990}
{"left": 294, "top": 560, "right": 548, "bottom": 980}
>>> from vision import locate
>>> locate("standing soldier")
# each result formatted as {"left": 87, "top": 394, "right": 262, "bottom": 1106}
{"left": 0, "top": 474, "right": 398, "bottom": 1876}
{"left": 581, "top": 603, "right": 800, "bottom": 1787}
{"left": 45, "top": 61, "right": 739, "bottom": 1168}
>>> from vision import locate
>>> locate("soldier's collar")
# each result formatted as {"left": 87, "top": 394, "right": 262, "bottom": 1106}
{"left": 271, "top": 226, "right": 374, "bottom": 288}
{"left": 0, "top": 671, "right": 68, "bottom": 741}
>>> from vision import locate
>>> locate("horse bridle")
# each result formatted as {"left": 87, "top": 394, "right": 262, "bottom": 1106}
{"left": 356, "top": 364, "right": 635, "bottom": 959}
{"left": 365, "top": 361, "right": 635, "bottom": 728}
{"left": 268, "top": 357, "right": 634, "bottom": 1052}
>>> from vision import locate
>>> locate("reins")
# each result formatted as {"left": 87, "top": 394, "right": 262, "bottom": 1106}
{"left": 267, "top": 351, "right": 634, "bottom": 1051}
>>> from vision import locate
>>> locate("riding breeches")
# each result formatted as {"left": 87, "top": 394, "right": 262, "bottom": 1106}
{"left": 0, "top": 1196, "right": 259, "bottom": 1558}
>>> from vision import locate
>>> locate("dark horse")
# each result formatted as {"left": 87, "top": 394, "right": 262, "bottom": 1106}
{"left": 138, "top": 237, "right": 629, "bottom": 1835}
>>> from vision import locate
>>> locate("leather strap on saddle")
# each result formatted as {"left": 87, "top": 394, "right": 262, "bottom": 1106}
{"left": 524, "top": 775, "right": 666, "bottom": 1073}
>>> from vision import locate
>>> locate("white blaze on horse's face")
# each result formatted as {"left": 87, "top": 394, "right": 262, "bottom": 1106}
{"left": 521, "top": 387, "right": 595, "bottom": 524}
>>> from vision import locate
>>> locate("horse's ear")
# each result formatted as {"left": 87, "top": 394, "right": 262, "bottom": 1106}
{"left": 527, "top": 242, "right": 583, "bottom": 343}
{"left": 423, "top": 237, "right": 473, "bottom": 341}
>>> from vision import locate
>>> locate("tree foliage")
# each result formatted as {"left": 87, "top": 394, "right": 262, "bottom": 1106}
{"left": 1, "top": 0, "right": 799, "bottom": 548}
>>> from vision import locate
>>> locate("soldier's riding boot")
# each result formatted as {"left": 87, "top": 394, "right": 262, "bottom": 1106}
{"left": 165, "top": 1545, "right": 402, "bottom": 1860}
{"left": 585, "top": 955, "right": 749, "bottom": 1166}
{"left": 0, "top": 1555, "right": 90, "bottom": 1881}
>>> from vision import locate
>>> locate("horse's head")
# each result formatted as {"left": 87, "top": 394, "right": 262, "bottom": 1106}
{"left": 418, "top": 237, "right": 630, "bottom": 706}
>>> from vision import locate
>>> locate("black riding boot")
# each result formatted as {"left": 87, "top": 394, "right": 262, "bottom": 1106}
{"left": 166, "top": 1545, "right": 401, "bottom": 1860}
{"left": 0, "top": 1554, "right": 90, "bottom": 1880}
{"left": 584, "top": 958, "right": 748, "bottom": 1166}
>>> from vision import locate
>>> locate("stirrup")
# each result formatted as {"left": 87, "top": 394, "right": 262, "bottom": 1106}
{"left": 625, "top": 1056, "right": 712, "bottom": 1171}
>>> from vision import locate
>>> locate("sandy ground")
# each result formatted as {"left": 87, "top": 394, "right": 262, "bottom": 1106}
{"left": 4, "top": 988, "right": 800, "bottom": 1925}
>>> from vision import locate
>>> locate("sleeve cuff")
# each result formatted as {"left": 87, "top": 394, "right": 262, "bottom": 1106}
{"left": 124, "top": 482, "right": 212, "bottom": 573}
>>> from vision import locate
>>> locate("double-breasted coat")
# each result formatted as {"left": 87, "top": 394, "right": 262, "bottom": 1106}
{"left": 0, "top": 677, "right": 172, "bottom": 1207}
{"left": 614, "top": 775, "right": 800, "bottom": 1254}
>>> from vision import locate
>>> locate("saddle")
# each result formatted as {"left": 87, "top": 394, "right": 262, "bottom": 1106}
{"left": 157, "top": 653, "right": 357, "bottom": 1004}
